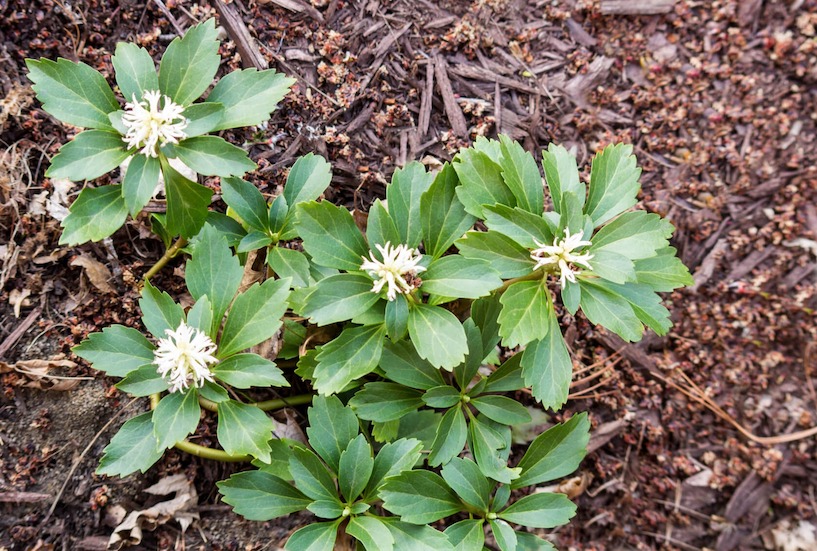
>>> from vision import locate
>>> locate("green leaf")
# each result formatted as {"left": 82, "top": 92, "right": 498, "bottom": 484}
{"left": 181, "top": 102, "right": 225, "bottom": 137}
{"left": 590, "top": 210, "right": 673, "bottom": 261}
{"left": 112, "top": 42, "right": 158, "bottom": 103}
{"left": 428, "top": 406, "right": 467, "bottom": 467}
{"left": 408, "top": 304, "right": 468, "bottom": 370}
{"left": 162, "top": 158, "right": 212, "bottom": 238}
{"left": 598, "top": 281, "right": 672, "bottom": 335}
{"left": 268, "top": 194, "right": 289, "bottom": 234}
{"left": 588, "top": 250, "right": 636, "bottom": 284}
{"left": 440, "top": 457, "right": 492, "bottom": 510}
{"left": 300, "top": 274, "right": 379, "bottom": 326}
{"left": 521, "top": 306, "right": 572, "bottom": 409}
{"left": 26, "top": 57, "right": 119, "bottom": 129}
{"left": 366, "top": 438, "right": 423, "bottom": 497}
{"left": 453, "top": 319, "right": 484, "bottom": 389}
{"left": 562, "top": 279, "right": 581, "bottom": 314}
{"left": 47, "top": 129, "right": 130, "bottom": 181}
{"left": 380, "top": 340, "right": 445, "bottom": 390}
{"left": 219, "top": 278, "right": 290, "bottom": 358}
{"left": 296, "top": 201, "right": 368, "bottom": 271}
{"left": 158, "top": 19, "right": 219, "bottom": 106}
{"left": 489, "top": 519, "right": 517, "bottom": 551}
{"left": 516, "top": 532, "right": 557, "bottom": 550}
{"left": 207, "top": 67, "right": 295, "bottom": 130}
{"left": 206, "top": 211, "right": 245, "bottom": 247}
{"left": 381, "top": 470, "right": 462, "bottom": 524}
{"left": 387, "top": 162, "right": 434, "bottom": 248}
{"left": 116, "top": 364, "right": 168, "bottom": 396}
{"left": 97, "top": 412, "right": 162, "bottom": 476}
{"left": 122, "top": 154, "right": 161, "bottom": 216}
{"left": 218, "top": 471, "right": 310, "bottom": 520}
{"left": 73, "top": 325, "right": 154, "bottom": 377}
{"left": 471, "top": 295, "right": 502, "bottom": 359}
{"left": 306, "top": 500, "right": 345, "bottom": 519}
{"left": 186, "top": 225, "right": 243, "bottom": 337}
{"left": 139, "top": 280, "right": 184, "bottom": 338}
{"left": 385, "top": 294, "right": 409, "bottom": 341}
{"left": 289, "top": 448, "right": 339, "bottom": 502}
{"left": 347, "top": 516, "right": 394, "bottom": 551}
{"left": 422, "top": 386, "right": 461, "bottom": 409}
{"left": 558, "top": 191, "right": 585, "bottom": 235}
{"left": 283, "top": 153, "right": 332, "bottom": 206}
{"left": 217, "top": 399, "right": 274, "bottom": 462}
{"left": 213, "top": 354, "right": 288, "bottom": 388}
{"left": 484, "top": 355, "right": 525, "bottom": 393}
{"left": 585, "top": 143, "right": 641, "bottom": 227}
{"left": 338, "top": 433, "right": 373, "bottom": 501}
{"left": 199, "top": 380, "right": 228, "bottom": 402}
{"left": 421, "top": 163, "right": 476, "bottom": 259}
{"left": 453, "top": 148, "right": 516, "bottom": 218}
{"left": 471, "top": 396, "right": 531, "bottom": 426}
{"left": 268, "top": 247, "right": 311, "bottom": 288}
{"left": 469, "top": 417, "right": 519, "bottom": 484}
{"left": 445, "top": 519, "right": 485, "bottom": 551}
{"left": 187, "top": 298, "right": 214, "bottom": 338}
{"left": 511, "top": 413, "right": 590, "bottom": 489}
{"left": 634, "top": 247, "right": 693, "bottom": 292}
{"left": 421, "top": 256, "right": 502, "bottom": 300}
{"left": 578, "top": 279, "right": 644, "bottom": 342}
{"left": 172, "top": 136, "right": 256, "bottom": 177}
{"left": 285, "top": 521, "right": 339, "bottom": 551}
{"left": 497, "top": 281, "right": 550, "bottom": 348}
{"left": 237, "top": 231, "right": 272, "bottom": 253}
{"left": 383, "top": 520, "right": 454, "bottom": 551}
{"left": 349, "top": 382, "right": 423, "bottom": 422}
{"left": 153, "top": 389, "right": 201, "bottom": 450}
{"left": 455, "top": 231, "right": 534, "bottom": 278}
{"left": 542, "top": 143, "right": 584, "bottom": 212}
{"left": 483, "top": 204, "right": 552, "bottom": 249}
{"left": 313, "top": 324, "right": 386, "bottom": 395}
{"left": 499, "top": 493, "right": 576, "bottom": 528}
{"left": 366, "top": 199, "right": 400, "bottom": 249}
{"left": 221, "top": 176, "right": 269, "bottom": 232}
{"left": 498, "top": 135, "right": 543, "bottom": 214}
{"left": 306, "top": 395, "right": 359, "bottom": 472}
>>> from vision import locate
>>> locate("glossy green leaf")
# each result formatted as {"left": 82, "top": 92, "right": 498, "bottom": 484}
{"left": 455, "top": 230, "right": 534, "bottom": 278}
{"left": 483, "top": 204, "right": 552, "bottom": 249}
{"left": 306, "top": 500, "right": 345, "bottom": 519}
{"left": 421, "top": 256, "right": 502, "bottom": 300}
{"left": 445, "top": 519, "right": 485, "bottom": 551}
{"left": 306, "top": 395, "right": 359, "bottom": 472}
{"left": 489, "top": 519, "right": 517, "bottom": 551}
{"left": 296, "top": 201, "right": 368, "bottom": 271}
{"left": 162, "top": 159, "right": 212, "bottom": 238}
{"left": 634, "top": 247, "right": 693, "bottom": 292}
{"left": 366, "top": 438, "right": 423, "bottom": 497}
{"left": 158, "top": 19, "right": 220, "bottom": 106}
{"left": 521, "top": 307, "right": 572, "bottom": 409}
{"left": 366, "top": 199, "right": 400, "bottom": 249}
{"left": 217, "top": 399, "right": 274, "bottom": 462}
{"left": 207, "top": 68, "right": 295, "bottom": 131}
{"left": 213, "top": 354, "right": 288, "bottom": 388}
{"left": 116, "top": 364, "right": 168, "bottom": 396}
{"left": 97, "top": 412, "right": 162, "bottom": 477}
{"left": 301, "top": 273, "right": 381, "bottom": 326}
{"left": 585, "top": 143, "right": 641, "bottom": 227}
{"left": 453, "top": 147, "right": 516, "bottom": 218}
{"left": 26, "top": 57, "right": 119, "bottom": 129}
{"left": 221, "top": 176, "right": 269, "bottom": 232}
{"left": 421, "top": 163, "right": 476, "bottom": 259}
{"left": 173, "top": 136, "right": 256, "bottom": 177}
{"left": 347, "top": 516, "right": 394, "bottom": 551}
{"left": 218, "top": 471, "right": 310, "bottom": 520}
{"left": 268, "top": 247, "right": 311, "bottom": 288}
{"left": 578, "top": 279, "right": 644, "bottom": 342}
{"left": 422, "top": 386, "right": 461, "bottom": 409}
{"left": 542, "top": 143, "right": 584, "bottom": 212}
{"left": 381, "top": 470, "right": 462, "bottom": 524}
{"left": 288, "top": 448, "right": 339, "bottom": 502}
{"left": 385, "top": 294, "right": 409, "bottom": 340}
{"left": 282, "top": 152, "right": 332, "bottom": 207}
{"left": 123, "top": 153, "right": 160, "bottom": 215}
{"left": 428, "top": 406, "right": 467, "bottom": 467}
{"left": 285, "top": 520, "right": 339, "bottom": 551}
{"left": 349, "top": 382, "right": 423, "bottom": 422}
{"left": 471, "top": 395, "right": 531, "bottom": 426}
{"left": 153, "top": 389, "right": 201, "bottom": 450}
{"left": 313, "top": 324, "right": 386, "bottom": 395}
{"left": 408, "top": 304, "right": 468, "bottom": 370}
{"left": 380, "top": 340, "right": 445, "bottom": 390}
{"left": 219, "top": 278, "right": 290, "bottom": 358}
{"left": 469, "top": 416, "right": 519, "bottom": 484}
{"left": 237, "top": 231, "right": 272, "bottom": 253}
{"left": 497, "top": 281, "right": 550, "bottom": 348}
{"left": 73, "top": 325, "right": 154, "bottom": 377}
{"left": 184, "top": 295, "right": 212, "bottom": 336}
{"left": 139, "top": 280, "right": 184, "bottom": 338}
{"left": 181, "top": 101, "right": 224, "bottom": 137}
{"left": 590, "top": 210, "right": 673, "bottom": 260}
{"left": 47, "top": 129, "right": 130, "bottom": 181}
{"left": 498, "top": 135, "right": 543, "bottom": 214}
{"left": 499, "top": 492, "right": 576, "bottom": 528}
{"left": 383, "top": 520, "right": 454, "bottom": 551}
{"left": 441, "top": 457, "right": 492, "bottom": 510}
{"left": 338, "top": 434, "right": 373, "bottom": 501}
{"left": 484, "top": 355, "right": 525, "bottom": 393}
{"left": 511, "top": 413, "right": 590, "bottom": 489}
{"left": 387, "top": 162, "right": 434, "bottom": 248}
{"left": 112, "top": 42, "right": 158, "bottom": 103}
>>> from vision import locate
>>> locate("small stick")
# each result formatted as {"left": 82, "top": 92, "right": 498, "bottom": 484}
{"left": 143, "top": 237, "right": 187, "bottom": 281}
{"left": 151, "top": 0, "right": 185, "bottom": 36}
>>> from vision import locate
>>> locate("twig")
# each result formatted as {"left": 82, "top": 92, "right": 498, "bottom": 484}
{"left": 143, "top": 237, "right": 187, "bottom": 281}
{"left": 0, "top": 304, "right": 42, "bottom": 358}
{"left": 151, "top": 0, "right": 185, "bottom": 36}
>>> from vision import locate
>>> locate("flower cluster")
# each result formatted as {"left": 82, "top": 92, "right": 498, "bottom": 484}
{"left": 360, "top": 242, "right": 425, "bottom": 301}
{"left": 153, "top": 322, "right": 218, "bottom": 393}
{"left": 122, "top": 90, "right": 188, "bottom": 157}
{"left": 531, "top": 229, "right": 594, "bottom": 288}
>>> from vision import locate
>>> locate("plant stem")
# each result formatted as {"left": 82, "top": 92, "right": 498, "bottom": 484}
{"left": 144, "top": 237, "right": 188, "bottom": 281}
{"left": 198, "top": 392, "right": 314, "bottom": 412}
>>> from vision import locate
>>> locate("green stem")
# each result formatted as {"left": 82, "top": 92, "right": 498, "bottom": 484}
{"left": 144, "top": 237, "right": 188, "bottom": 281}
{"left": 198, "top": 392, "right": 314, "bottom": 412}
{"left": 495, "top": 268, "right": 549, "bottom": 294}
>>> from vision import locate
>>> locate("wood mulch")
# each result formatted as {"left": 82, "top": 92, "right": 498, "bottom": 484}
{"left": 1, "top": 0, "right": 816, "bottom": 549}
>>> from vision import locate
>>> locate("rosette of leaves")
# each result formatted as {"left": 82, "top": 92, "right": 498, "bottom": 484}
{"left": 291, "top": 161, "right": 502, "bottom": 395}
{"left": 26, "top": 18, "right": 295, "bottom": 245}
{"left": 349, "top": 317, "right": 534, "bottom": 484}
{"left": 453, "top": 136, "right": 692, "bottom": 407}
{"left": 218, "top": 395, "right": 456, "bottom": 551}
{"left": 380, "top": 413, "right": 589, "bottom": 551}
{"left": 73, "top": 224, "right": 291, "bottom": 475}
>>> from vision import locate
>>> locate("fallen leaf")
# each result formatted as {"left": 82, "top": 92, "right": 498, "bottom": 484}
{"left": 70, "top": 253, "right": 116, "bottom": 294}
{"left": 8, "top": 287, "right": 31, "bottom": 317}
{"left": 0, "top": 359, "right": 83, "bottom": 391}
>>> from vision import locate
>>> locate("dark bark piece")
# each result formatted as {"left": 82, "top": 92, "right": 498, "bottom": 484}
{"left": 434, "top": 55, "right": 468, "bottom": 138}
{"left": 600, "top": 0, "right": 675, "bottom": 15}
{"left": 214, "top": 0, "right": 268, "bottom": 70}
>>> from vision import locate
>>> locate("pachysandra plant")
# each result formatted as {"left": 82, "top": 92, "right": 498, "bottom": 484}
{"left": 50, "top": 24, "right": 692, "bottom": 547}
{"left": 26, "top": 18, "right": 294, "bottom": 245}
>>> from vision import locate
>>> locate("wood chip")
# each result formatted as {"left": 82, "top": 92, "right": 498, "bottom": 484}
{"left": 600, "top": 0, "right": 676, "bottom": 15}
{"left": 418, "top": 62, "right": 434, "bottom": 138}
{"left": 449, "top": 64, "right": 544, "bottom": 96}
{"left": 256, "top": 0, "right": 325, "bottom": 22}
{"left": 214, "top": 0, "right": 268, "bottom": 69}
{"left": 433, "top": 55, "right": 468, "bottom": 138}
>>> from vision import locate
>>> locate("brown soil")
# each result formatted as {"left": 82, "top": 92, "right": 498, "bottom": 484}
{"left": 1, "top": 1, "right": 816, "bottom": 550}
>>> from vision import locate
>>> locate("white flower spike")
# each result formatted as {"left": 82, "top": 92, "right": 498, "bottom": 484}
{"left": 531, "top": 228, "right": 594, "bottom": 288}
{"left": 360, "top": 241, "right": 426, "bottom": 301}
{"left": 153, "top": 321, "right": 218, "bottom": 393}
{"left": 121, "top": 90, "right": 188, "bottom": 157}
